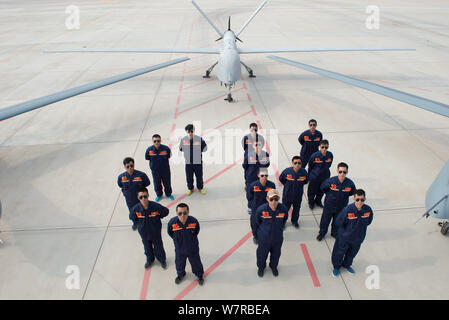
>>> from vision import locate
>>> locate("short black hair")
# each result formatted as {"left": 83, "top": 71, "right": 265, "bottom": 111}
{"left": 308, "top": 119, "right": 317, "bottom": 125}
{"left": 123, "top": 157, "right": 134, "bottom": 166}
{"left": 337, "top": 162, "right": 348, "bottom": 170}
{"left": 185, "top": 124, "right": 194, "bottom": 132}
{"left": 176, "top": 203, "right": 189, "bottom": 212}
{"left": 354, "top": 189, "right": 365, "bottom": 197}
{"left": 249, "top": 123, "right": 258, "bottom": 128}
{"left": 292, "top": 156, "right": 302, "bottom": 163}
{"left": 152, "top": 134, "right": 161, "bottom": 139}
{"left": 137, "top": 187, "right": 148, "bottom": 195}
{"left": 320, "top": 139, "right": 329, "bottom": 146}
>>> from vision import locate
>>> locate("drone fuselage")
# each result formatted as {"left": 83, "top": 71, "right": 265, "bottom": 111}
{"left": 217, "top": 30, "right": 241, "bottom": 87}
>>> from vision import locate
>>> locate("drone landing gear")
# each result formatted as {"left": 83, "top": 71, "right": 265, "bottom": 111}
{"left": 241, "top": 61, "right": 256, "bottom": 78}
{"left": 438, "top": 221, "right": 449, "bottom": 235}
{"left": 224, "top": 86, "right": 233, "bottom": 102}
{"left": 203, "top": 61, "right": 218, "bottom": 78}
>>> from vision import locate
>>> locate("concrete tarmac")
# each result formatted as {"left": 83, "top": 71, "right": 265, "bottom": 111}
{"left": 0, "top": 0, "right": 448, "bottom": 299}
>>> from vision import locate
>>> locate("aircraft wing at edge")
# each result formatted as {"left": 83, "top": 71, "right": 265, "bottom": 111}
{"left": 0, "top": 57, "right": 189, "bottom": 121}
{"left": 267, "top": 55, "right": 449, "bottom": 118}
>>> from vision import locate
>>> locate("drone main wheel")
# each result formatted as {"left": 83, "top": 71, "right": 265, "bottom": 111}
{"left": 441, "top": 221, "right": 449, "bottom": 235}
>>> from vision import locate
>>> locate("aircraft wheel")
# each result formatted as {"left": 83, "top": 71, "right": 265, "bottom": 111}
{"left": 441, "top": 221, "right": 449, "bottom": 235}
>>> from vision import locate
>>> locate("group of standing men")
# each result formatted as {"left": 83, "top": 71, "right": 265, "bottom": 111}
{"left": 244, "top": 119, "right": 373, "bottom": 277}
{"left": 116, "top": 119, "right": 373, "bottom": 283}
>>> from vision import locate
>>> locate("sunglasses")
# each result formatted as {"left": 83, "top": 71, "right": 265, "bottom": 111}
{"left": 187, "top": 130, "right": 194, "bottom": 133}
{"left": 309, "top": 123, "right": 317, "bottom": 127}
{"left": 138, "top": 195, "right": 148, "bottom": 200}
{"left": 293, "top": 161, "right": 301, "bottom": 165}
{"left": 355, "top": 198, "right": 365, "bottom": 202}
{"left": 338, "top": 170, "right": 347, "bottom": 174}
{"left": 251, "top": 128, "right": 258, "bottom": 132}
{"left": 177, "top": 211, "right": 188, "bottom": 216}
{"left": 320, "top": 146, "right": 329, "bottom": 149}
{"left": 126, "top": 164, "right": 134, "bottom": 169}
{"left": 269, "top": 197, "right": 280, "bottom": 202}
{"left": 260, "top": 174, "right": 268, "bottom": 177}
{"left": 153, "top": 140, "right": 161, "bottom": 143}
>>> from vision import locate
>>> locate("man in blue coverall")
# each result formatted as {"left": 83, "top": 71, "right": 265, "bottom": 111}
{"left": 243, "top": 142, "right": 270, "bottom": 191}
{"left": 145, "top": 134, "right": 174, "bottom": 202}
{"left": 254, "top": 189, "right": 288, "bottom": 278}
{"left": 331, "top": 189, "right": 373, "bottom": 276}
{"left": 307, "top": 140, "right": 333, "bottom": 210}
{"left": 129, "top": 187, "right": 169, "bottom": 269}
{"left": 179, "top": 124, "right": 207, "bottom": 196}
{"left": 298, "top": 119, "right": 322, "bottom": 169}
{"left": 117, "top": 157, "right": 151, "bottom": 230}
{"left": 279, "top": 156, "right": 308, "bottom": 229}
{"left": 317, "top": 162, "right": 356, "bottom": 241}
{"left": 167, "top": 203, "right": 205, "bottom": 286}
{"left": 247, "top": 168, "right": 276, "bottom": 245}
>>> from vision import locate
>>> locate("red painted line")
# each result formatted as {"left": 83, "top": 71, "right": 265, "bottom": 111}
{"left": 174, "top": 231, "right": 253, "bottom": 300}
{"left": 177, "top": 94, "right": 181, "bottom": 105}
{"left": 300, "top": 244, "right": 321, "bottom": 287}
{"left": 178, "top": 87, "right": 245, "bottom": 115}
{"left": 201, "top": 110, "right": 253, "bottom": 136}
{"left": 139, "top": 267, "right": 152, "bottom": 300}
{"left": 183, "top": 78, "right": 214, "bottom": 91}
{"left": 179, "top": 83, "right": 183, "bottom": 93}
{"left": 140, "top": 159, "right": 243, "bottom": 299}
{"left": 243, "top": 83, "right": 247, "bottom": 90}
{"left": 170, "top": 123, "right": 176, "bottom": 139}
{"left": 250, "top": 105, "right": 257, "bottom": 116}
{"left": 174, "top": 107, "right": 179, "bottom": 120}
{"left": 247, "top": 93, "right": 252, "bottom": 102}
{"left": 408, "top": 86, "right": 432, "bottom": 92}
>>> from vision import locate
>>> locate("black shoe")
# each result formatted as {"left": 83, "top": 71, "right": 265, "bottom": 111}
{"left": 132, "top": 224, "right": 137, "bottom": 231}
{"left": 309, "top": 203, "right": 315, "bottom": 210}
{"left": 144, "top": 260, "right": 154, "bottom": 269}
{"left": 175, "top": 275, "right": 185, "bottom": 284}
{"left": 258, "top": 269, "right": 264, "bottom": 277}
{"left": 271, "top": 267, "right": 279, "bottom": 277}
{"left": 316, "top": 234, "right": 324, "bottom": 241}
{"left": 315, "top": 201, "right": 324, "bottom": 208}
{"left": 198, "top": 277, "right": 204, "bottom": 286}
{"left": 161, "top": 261, "right": 167, "bottom": 269}
{"left": 253, "top": 237, "right": 259, "bottom": 245}
{"left": 331, "top": 234, "right": 337, "bottom": 239}
{"left": 293, "top": 222, "right": 299, "bottom": 229}
{"left": 283, "top": 224, "right": 287, "bottom": 230}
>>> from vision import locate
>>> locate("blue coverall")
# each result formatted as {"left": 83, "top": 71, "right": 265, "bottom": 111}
{"left": 117, "top": 170, "right": 151, "bottom": 216}
{"left": 242, "top": 133, "right": 265, "bottom": 151}
{"left": 247, "top": 180, "right": 276, "bottom": 239}
{"left": 167, "top": 215, "right": 204, "bottom": 278}
{"left": 279, "top": 167, "right": 309, "bottom": 224}
{"left": 179, "top": 135, "right": 207, "bottom": 191}
{"left": 130, "top": 201, "right": 169, "bottom": 263}
{"left": 307, "top": 150, "right": 333, "bottom": 207}
{"left": 242, "top": 149, "right": 270, "bottom": 190}
{"left": 145, "top": 144, "right": 172, "bottom": 197}
{"left": 298, "top": 129, "right": 322, "bottom": 168}
{"left": 254, "top": 203, "right": 288, "bottom": 270}
{"left": 319, "top": 176, "right": 356, "bottom": 237}
{"left": 331, "top": 203, "right": 373, "bottom": 269}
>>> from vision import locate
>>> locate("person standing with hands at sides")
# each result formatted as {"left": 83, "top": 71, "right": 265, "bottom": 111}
{"left": 242, "top": 122, "right": 265, "bottom": 151}
{"left": 167, "top": 203, "right": 205, "bottom": 286}
{"left": 130, "top": 187, "right": 169, "bottom": 269}
{"left": 254, "top": 189, "right": 288, "bottom": 278}
{"left": 247, "top": 168, "right": 276, "bottom": 245}
{"left": 317, "top": 162, "right": 356, "bottom": 241}
{"left": 145, "top": 134, "right": 174, "bottom": 202}
{"left": 243, "top": 141, "right": 270, "bottom": 191}
{"left": 179, "top": 124, "right": 207, "bottom": 196}
{"left": 117, "top": 157, "right": 151, "bottom": 230}
{"left": 307, "top": 140, "right": 333, "bottom": 210}
{"left": 279, "top": 156, "right": 308, "bottom": 229}
{"left": 298, "top": 119, "right": 322, "bottom": 169}
{"left": 331, "top": 189, "right": 373, "bottom": 277}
